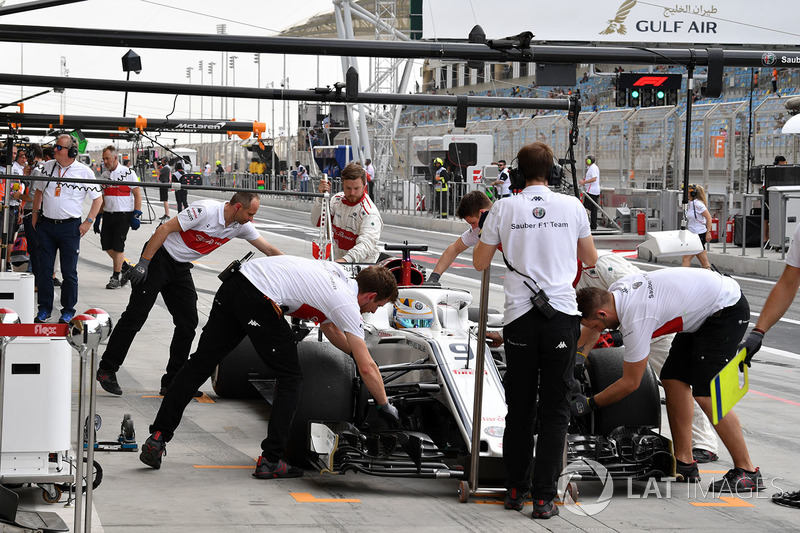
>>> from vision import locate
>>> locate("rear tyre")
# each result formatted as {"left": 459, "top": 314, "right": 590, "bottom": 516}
{"left": 586, "top": 347, "right": 660, "bottom": 436}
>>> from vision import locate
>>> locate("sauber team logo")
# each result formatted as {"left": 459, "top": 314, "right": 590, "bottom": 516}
{"left": 532, "top": 207, "right": 546, "bottom": 219}
{"left": 632, "top": 281, "right": 643, "bottom": 289}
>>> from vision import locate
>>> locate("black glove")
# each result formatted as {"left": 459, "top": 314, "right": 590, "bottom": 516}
{"left": 128, "top": 257, "right": 151, "bottom": 285}
{"left": 377, "top": 401, "right": 401, "bottom": 429}
{"left": 130, "top": 209, "right": 142, "bottom": 230}
{"left": 93, "top": 213, "right": 102, "bottom": 234}
{"left": 738, "top": 329, "right": 764, "bottom": 371}
{"left": 570, "top": 394, "right": 597, "bottom": 417}
{"left": 425, "top": 272, "right": 441, "bottom": 285}
{"left": 478, "top": 210, "right": 489, "bottom": 229}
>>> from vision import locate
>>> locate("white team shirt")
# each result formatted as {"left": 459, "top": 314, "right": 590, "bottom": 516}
{"left": 685, "top": 199, "right": 709, "bottom": 235}
{"left": 480, "top": 184, "right": 591, "bottom": 323}
{"left": 35, "top": 160, "right": 102, "bottom": 219}
{"left": 240, "top": 256, "right": 365, "bottom": 338}
{"left": 102, "top": 164, "right": 139, "bottom": 212}
{"left": 460, "top": 226, "right": 480, "bottom": 248}
{"left": 786, "top": 224, "right": 800, "bottom": 268}
{"left": 496, "top": 168, "right": 511, "bottom": 197}
{"left": 162, "top": 200, "right": 260, "bottom": 263}
{"left": 366, "top": 163, "right": 376, "bottom": 183}
{"left": 584, "top": 163, "right": 600, "bottom": 195}
{"left": 610, "top": 268, "right": 742, "bottom": 363}
{"left": 298, "top": 165, "right": 309, "bottom": 182}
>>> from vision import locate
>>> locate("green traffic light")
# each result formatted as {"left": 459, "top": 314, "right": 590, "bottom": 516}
{"left": 631, "top": 90, "right": 640, "bottom": 98}
{"left": 656, "top": 90, "right": 665, "bottom": 99}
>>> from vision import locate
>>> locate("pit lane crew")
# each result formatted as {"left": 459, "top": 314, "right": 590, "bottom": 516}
{"left": 96, "top": 192, "right": 282, "bottom": 396}
{"left": 427, "top": 190, "right": 492, "bottom": 285}
{"left": 575, "top": 269, "right": 764, "bottom": 493}
{"left": 139, "top": 257, "right": 401, "bottom": 479}
{"left": 95, "top": 145, "right": 142, "bottom": 290}
{"left": 474, "top": 141, "right": 598, "bottom": 519}
{"left": 310, "top": 161, "right": 382, "bottom": 263}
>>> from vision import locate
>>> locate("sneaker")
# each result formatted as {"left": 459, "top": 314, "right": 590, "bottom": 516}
{"left": 120, "top": 263, "right": 130, "bottom": 286}
{"left": 106, "top": 276, "right": 121, "bottom": 290}
{"left": 58, "top": 311, "right": 75, "bottom": 324}
{"left": 140, "top": 432, "right": 167, "bottom": 469}
{"left": 676, "top": 459, "right": 701, "bottom": 483}
{"left": 708, "top": 467, "right": 765, "bottom": 494}
{"left": 96, "top": 368, "right": 123, "bottom": 395}
{"left": 531, "top": 499, "right": 559, "bottom": 519}
{"left": 52, "top": 277, "right": 61, "bottom": 287}
{"left": 252, "top": 456, "right": 303, "bottom": 479}
{"left": 692, "top": 448, "right": 719, "bottom": 464}
{"left": 159, "top": 386, "right": 203, "bottom": 398}
{"left": 34, "top": 310, "right": 51, "bottom": 323}
{"left": 504, "top": 487, "right": 527, "bottom": 510}
{"left": 160, "top": 214, "right": 171, "bottom": 221}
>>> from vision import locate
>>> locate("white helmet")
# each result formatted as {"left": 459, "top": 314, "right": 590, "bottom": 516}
{"left": 392, "top": 298, "right": 434, "bottom": 329}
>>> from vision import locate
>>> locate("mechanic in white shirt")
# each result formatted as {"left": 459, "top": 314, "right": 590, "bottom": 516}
{"left": 427, "top": 190, "right": 493, "bottom": 285}
{"left": 576, "top": 268, "right": 762, "bottom": 494}
{"left": 579, "top": 154, "right": 601, "bottom": 230}
{"left": 31, "top": 134, "right": 103, "bottom": 324}
{"left": 95, "top": 145, "right": 143, "bottom": 289}
{"left": 365, "top": 158, "right": 376, "bottom": 199}
{"left": 491, "top": 160, "right": 511, "bottom": 198}
{"left": 96, "top": 193, "right": 282, "bottom": 397}
{"left": 681, "top": 184, "right": 712, "bottom": 269}
{"left": 140, "top": 257, "right": 401, "bottom": 479}
{"left": 474, "top": 141, "right": 598, "bottom": 519}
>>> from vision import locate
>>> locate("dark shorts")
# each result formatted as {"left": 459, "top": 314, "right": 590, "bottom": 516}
{"left": 100, "top": 211, "right": 132, "bottom": 252}
{"left": 660, "top": 294, "right": 749, "bottom": 396}
{"left": 698, "top": 232, "right": 707, "bottom": 247}
{"left": 159, "top": 186, "right": 169, "bottom": 202}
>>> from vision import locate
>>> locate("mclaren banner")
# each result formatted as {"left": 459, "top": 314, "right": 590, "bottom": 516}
{"left": 421, "top": 0, "right": 800, "bottom": 46}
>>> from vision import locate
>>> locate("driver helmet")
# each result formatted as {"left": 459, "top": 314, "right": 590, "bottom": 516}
{"left": 393, "top": 298, "right": 434, "bottom": 329}
{"left": 433, "top": 157, "right": 443, "bottom": 167}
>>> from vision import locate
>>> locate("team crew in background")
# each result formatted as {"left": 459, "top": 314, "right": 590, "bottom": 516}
{"left": 94, "top": 145, "right": 142, "bottom": 290}
{"left": 31, "top": 134, "right": 103, "bottom": 324}
{"left": 311, "top": 161, "right": 383, "bottom": 263}
{"left": 96, "top": 193, "right": 282, "bottom": 397}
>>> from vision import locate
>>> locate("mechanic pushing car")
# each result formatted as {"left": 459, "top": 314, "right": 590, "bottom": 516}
{"left": 140, "top": 257, "right": 401, "bottom": 479}
{"left": 574, "top": 269, "right": 764, "bottom": 494}
{"left": 311, "top": 161, "right": 382, "bottom": 263}
{"left": 96, "top": 192, "right": 283, "bottom": 396}
{"left": 474, "top": 141, "right": 598, "bottom": 519}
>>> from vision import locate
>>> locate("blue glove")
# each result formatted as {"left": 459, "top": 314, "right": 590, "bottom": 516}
{"left": 377, "top": 401, "right": 401, "bottom": 429}
{"left": 569, "top": 394, "right": 597, "bottom": 417}
{"left": 93, "top": 213, "right": 102, "bottom": 234}
{"left": 128, "top": 257, "right": 151, "bottom": 285}
{"left": 130, "top": 209, "right": 142, "bottom": 230}
{"left": 737, "top": 329, "right": 764, "bottom": 371}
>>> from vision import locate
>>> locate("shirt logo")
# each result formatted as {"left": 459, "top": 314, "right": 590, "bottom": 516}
{"left": 532, "top": 207, "right": 546, "bottom": 219}
{"left": 532, "top": 196, "right": 543, "bottom": 201}
{"left": 247, "top": 319, "right": 260, "bottom": 327}
{"left": 555, "top": 341, "right": 568, "bottom": 349}
{"left": 632, "top": 282, "right": 642, "bottom": 289}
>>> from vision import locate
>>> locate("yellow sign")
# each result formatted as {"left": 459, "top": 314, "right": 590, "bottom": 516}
{"left": 710, "top": 348, "right": 748, "bottom": 425}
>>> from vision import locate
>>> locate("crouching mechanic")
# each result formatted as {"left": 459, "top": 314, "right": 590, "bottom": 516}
{"left": 426, "top": 190, "right": 492, "bottom": 285}
{"left": 96, "top": 192, "right": 282, "bottom": 396}
{"left": 574, "top": 268, "right": 764, "bottom": 494}
{"left": 311, "top": 161, "right": 382, "bottom": 263}
{"left": 139, "top": 257, "right": 401, "bottom": 478}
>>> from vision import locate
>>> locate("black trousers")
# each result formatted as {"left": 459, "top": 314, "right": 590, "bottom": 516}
{"left": 99, "top": 246, "right": 198, "bottom": 388}
{"left": 175, "top": 189, "right": 189, "bottom": 212}
{"left": 585, "top": 192, "right": 600, "bottom": 230}
{"left": 150, "top": 273, "right": 302, "bottom": 462}
{"left": 502, "top": 307, "right": 579, "bottom": 501}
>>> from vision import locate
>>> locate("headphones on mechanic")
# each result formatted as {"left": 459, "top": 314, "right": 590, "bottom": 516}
{"left": 508, "top": 156, "right": 564, "bottom": 190}
{"left": 586, "top": 154, "right": 596, "bottom": 166}
{"left": 68, "top": 145, "right": 78, "bottom": 158}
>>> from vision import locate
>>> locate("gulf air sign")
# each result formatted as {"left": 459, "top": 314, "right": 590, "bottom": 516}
{"left": 618, "top": 73, "right": 682, "bottom": 90}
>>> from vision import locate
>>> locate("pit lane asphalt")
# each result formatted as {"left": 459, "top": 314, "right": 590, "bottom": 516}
{"left": 13, "top": 193, "right": 800, "bottom": 532}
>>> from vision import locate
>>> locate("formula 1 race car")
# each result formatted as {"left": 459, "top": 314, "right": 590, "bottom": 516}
{"left": 211, "top": 244, "right": 673, "bottom": 493}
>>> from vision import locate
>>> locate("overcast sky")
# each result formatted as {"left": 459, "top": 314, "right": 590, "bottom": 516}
{"left": 0, "top": 0, "right": 382, "bottom": 146}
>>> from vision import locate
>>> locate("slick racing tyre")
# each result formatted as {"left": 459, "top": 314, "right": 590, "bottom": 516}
{"left": 285, "top": 342, "right": 357, "bottom": 465}
{"left": 586, "top": 347, "right": 660, "bottom": 436}
{"left": 212, "top": 337, "right": 275, "bottom": 399}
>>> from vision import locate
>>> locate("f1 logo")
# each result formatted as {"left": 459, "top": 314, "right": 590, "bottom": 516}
{"left": 632, "top": 76, "right": 669, "bottom": 87}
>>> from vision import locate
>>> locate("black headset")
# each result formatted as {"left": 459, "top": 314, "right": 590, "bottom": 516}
{"left": 68, "top": 145, "right": 78, "bottom": 159}
{"left": 689, "top": 184, "right": 698, "bottom": 198}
